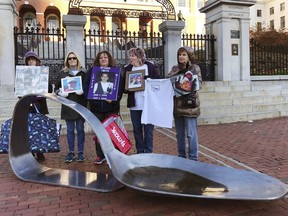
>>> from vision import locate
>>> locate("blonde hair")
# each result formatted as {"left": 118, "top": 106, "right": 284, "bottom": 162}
{"left": 63, "top": 51, "right": 82, "bottom": 72}
{"left": 128, "top": 47, "right": 146, "bottom": 64}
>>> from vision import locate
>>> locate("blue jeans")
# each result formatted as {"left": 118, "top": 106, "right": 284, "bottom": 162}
{"left": 130, "top": 110, "right": 154, "bottom": 153}
{"left": 66, "top": 118, "right": 85, "bottom": 153}
{"left": 174, "top": 116, "right": 198, "bottom": 161}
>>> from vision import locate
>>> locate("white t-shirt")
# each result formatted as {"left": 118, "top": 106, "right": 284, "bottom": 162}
{"left": 129, "top": 64, "right": 148, "bottom": 110}
{"left": 141, "top": 78, "right": 174, "bottom": 128}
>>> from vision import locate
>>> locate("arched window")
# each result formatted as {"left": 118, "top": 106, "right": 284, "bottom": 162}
{"left": 46, "top": 14, "right": 59, "bottom": 30}
{"left": 112, "top": 17, "right": 121, "bottom": 32}
{"left": 90, "top": 17, "right": 101, "bottom": 32}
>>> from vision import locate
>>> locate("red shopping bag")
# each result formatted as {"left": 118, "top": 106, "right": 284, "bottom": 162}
{"left": 101, "top": 114, "right": 132, "bottom": 154}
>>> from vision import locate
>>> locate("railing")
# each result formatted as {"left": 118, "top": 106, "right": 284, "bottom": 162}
{"left": 182, "top": 34, "right": 216, "bottom": 81}
{"left": 250, "top": 39, "right": 288, "bottom": 76}
{"left": 14, "top": 27, "right": 66, "bottom": 85}
{"left": 84, "top": 30, "right": 165, "bottom": 77}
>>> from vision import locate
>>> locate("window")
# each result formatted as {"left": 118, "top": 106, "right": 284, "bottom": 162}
{"left": 280, "top": 16, "right": 285, "bottom": 28}
{"left": 280, "top": 2, "right": 285, "bottom": 11}
{"left": 178, "top": 0, "right": 186, "bottom": 7}
{"left": 270, "top": 7, "right": 274, "bottom": 15}
{"left": 112, "top": 17, "right": 121, "bottom": 32}
{"left": 270, "top": 20, "right": 274, "bottom": 30}
{"left": 197, "top": 0, "right": 204, "bottom": 9}
{"left": 257, "top": 22, "right": 262, "bottom": 31}
{"left": 90, "top": 18, "right": 101, "bottom": 32}
{"left": 46, "top": 14, "right": 59, "bottom": 30}
{"left": 257, "top": 10, "right": 262, "bottom": 17}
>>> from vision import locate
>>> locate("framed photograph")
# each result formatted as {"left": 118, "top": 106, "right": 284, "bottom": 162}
{"left": 125, "top": 69, "right": 145, "bottom": 92}
{"left": 87, "top": 66, "right": 120, "bottom": 101}
{"left": 170, "top": 69, "right": 200, "bottom": 97}
{"left": 15, "top": 66, "right": 49, "bottom": 97}
{"left": 61, "top": 76, "right": 83, "bottom": 94}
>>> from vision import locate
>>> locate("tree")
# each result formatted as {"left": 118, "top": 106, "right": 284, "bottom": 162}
{"left": 250, "top": 27, "right": 288, "bottom": 46}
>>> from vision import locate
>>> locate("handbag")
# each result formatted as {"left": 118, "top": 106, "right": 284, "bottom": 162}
{"left": 101, "top": 114, "right": 132, "bottom": 154}
{"left": 0, "top": 107, "right": 61, "bottom": 154}
{"left": 182, "top": 93, "right": 197, "bottom": 108}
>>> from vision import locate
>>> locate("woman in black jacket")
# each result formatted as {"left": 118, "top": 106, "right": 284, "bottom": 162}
{"left": 83, "top": 50, "right": 124, "bottom": 165}
{"left": 54, "top": 51, "right": 87, "bottom": 163}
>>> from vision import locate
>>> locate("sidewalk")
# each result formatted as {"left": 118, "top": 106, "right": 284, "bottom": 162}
{"left": 0, "top": 117, "right": 288, "bottom": 216}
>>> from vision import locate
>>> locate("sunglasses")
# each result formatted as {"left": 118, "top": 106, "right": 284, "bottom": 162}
{"left": 68, "top": 57, "right": 77, "bottom": 60}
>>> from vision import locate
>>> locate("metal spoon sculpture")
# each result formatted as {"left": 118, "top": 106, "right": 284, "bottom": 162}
{"left": 9, "top": 94, "right": 288, "bottom": 200}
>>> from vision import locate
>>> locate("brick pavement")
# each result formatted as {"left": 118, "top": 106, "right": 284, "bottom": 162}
{"left": 0, "top": 117, "right": 288, "bottom": 215}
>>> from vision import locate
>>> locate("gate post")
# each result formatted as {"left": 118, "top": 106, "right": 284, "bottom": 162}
{"left": 62, "top": 14, "right": 87, "bottom": 67}
{"left": 159, "top": 21, "right": 185, "bottom": 76}
{"left": 0, "top": 0, "right": 17, "bottom": 86}
{"left": 200, "top": 0, "right": 256, "bottom": 81}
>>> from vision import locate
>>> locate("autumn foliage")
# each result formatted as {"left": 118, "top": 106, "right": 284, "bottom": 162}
{"left": 250, "top": 27, "right": 288, "bottom": 46}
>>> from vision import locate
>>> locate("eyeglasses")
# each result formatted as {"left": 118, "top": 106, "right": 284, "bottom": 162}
{"left": 68, "top": 57, "right": 77, "bottom": 60}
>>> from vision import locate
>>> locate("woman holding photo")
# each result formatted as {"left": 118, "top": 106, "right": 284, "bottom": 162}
{"left": 23, "top": 51, "right": 53, "bottom": 161}
{"left": 83, "top": 50, "right": 124, "bottom": 165}
{"left": 123, "top": 47, "right": 160, "bottom": 154}
{"left": 54, "top": 51, "right": 87, "bottom": 163}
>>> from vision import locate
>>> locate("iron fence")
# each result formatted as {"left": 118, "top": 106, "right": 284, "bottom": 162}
{"left": 250, "top": 39, "right": 288, "bottom": 75}
{"left": 182, "top": 34, "right": 216, "bottom": 81}
{"left": 84, "top": 30, "right": 165, "bottom": 77}
{"left": 14, "top": 27, "right": 66, "bottom": 85}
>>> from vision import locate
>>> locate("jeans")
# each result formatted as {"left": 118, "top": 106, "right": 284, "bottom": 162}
{"left": 130, "top": 110, "right": 154, "bottom": 153}
{"left": 174, "top": 116, "right": 198, "bottom": 161}
{"left": 66, "top": 118, "right": 85, "bottom": 153}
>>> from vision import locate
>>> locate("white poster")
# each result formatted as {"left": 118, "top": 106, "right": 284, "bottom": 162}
{"left": 15, "top": 66, "right": 49, "bottom": 97}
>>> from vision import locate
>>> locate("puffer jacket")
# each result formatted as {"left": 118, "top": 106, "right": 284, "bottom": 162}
{"left": 168, "top": 63, "right": 202, "bottom": 118}
{"left": 54, "top": 67, "right": 87, "bottom": 120}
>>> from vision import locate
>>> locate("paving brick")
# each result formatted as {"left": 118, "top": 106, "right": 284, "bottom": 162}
{"left": 1, "top": 118, "right": 288, "bottom": 215}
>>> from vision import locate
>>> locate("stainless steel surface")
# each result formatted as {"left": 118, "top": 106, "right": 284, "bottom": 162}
{"left": 9, "top": 93, "right": 288, "bottom": 199}
{"left": 9, "top": 93, "right": 123, "bottom": 192}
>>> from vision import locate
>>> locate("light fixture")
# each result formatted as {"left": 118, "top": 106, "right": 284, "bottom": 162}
{"left": 25, "top": 14, "right": 33, "bottom": 27}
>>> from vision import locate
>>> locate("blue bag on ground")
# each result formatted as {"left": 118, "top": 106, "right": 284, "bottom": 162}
{"left": 0, "top": 113, "right": 61, "bottom": 153}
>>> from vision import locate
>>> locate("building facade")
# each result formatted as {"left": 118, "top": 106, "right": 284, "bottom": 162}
{"left": 250, "top": 0, "right": 287, "bottom": 31}
{"left": 15, "top": 0, "right": 206, "bottom": 34}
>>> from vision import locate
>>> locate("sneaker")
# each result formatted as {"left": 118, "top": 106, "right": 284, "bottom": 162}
{"left": 94, "top": 156, "right": 106, "bottom": 165}
{"left": 36, "top": 153, "right": 46, "bottom": 161}
{"left": 65, "top": 152, "right": 75, "bottom": 163}
{"left": 77, "top": 152, "right": 85, "bottom": 162}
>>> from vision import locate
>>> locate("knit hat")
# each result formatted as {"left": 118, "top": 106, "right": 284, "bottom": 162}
{"left": 24, "top": 51, "right": 41, "bottom": 65}
{"left": 177, "top": 46, "right": 195, "bottom": 64}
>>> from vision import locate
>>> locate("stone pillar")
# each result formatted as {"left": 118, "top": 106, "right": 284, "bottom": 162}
{"left": 0, "top": 0, "right": 17, "bottom": 86}
{"left": 159, "top": 21, "right": 185, "bottom": 76}
{"left": 62, "top": 15, "right": 87, "bottom": 67}
{"left": 200, "top": 0, "right": 256, "bottom": 81}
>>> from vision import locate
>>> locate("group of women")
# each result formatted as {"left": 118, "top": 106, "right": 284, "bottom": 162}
{"left": 24, "top": 45, "right": 202, "bottom": 164}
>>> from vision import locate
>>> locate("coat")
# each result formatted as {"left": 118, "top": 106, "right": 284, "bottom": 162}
{"left": 168, "top": 63, "right": 202, "bottom": 118}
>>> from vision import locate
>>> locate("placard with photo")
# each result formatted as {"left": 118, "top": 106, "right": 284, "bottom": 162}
{"left": 87, "top": 66, "right": 120, "bottom": 101}
{"left": 125, "top": 69, "right": 145, "bottom": 92}
{"left": 61, "top": 76, "right": 83, "bottom": 94}
{"left": 15, "top": 66, "right": 49, "bottom": 97}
